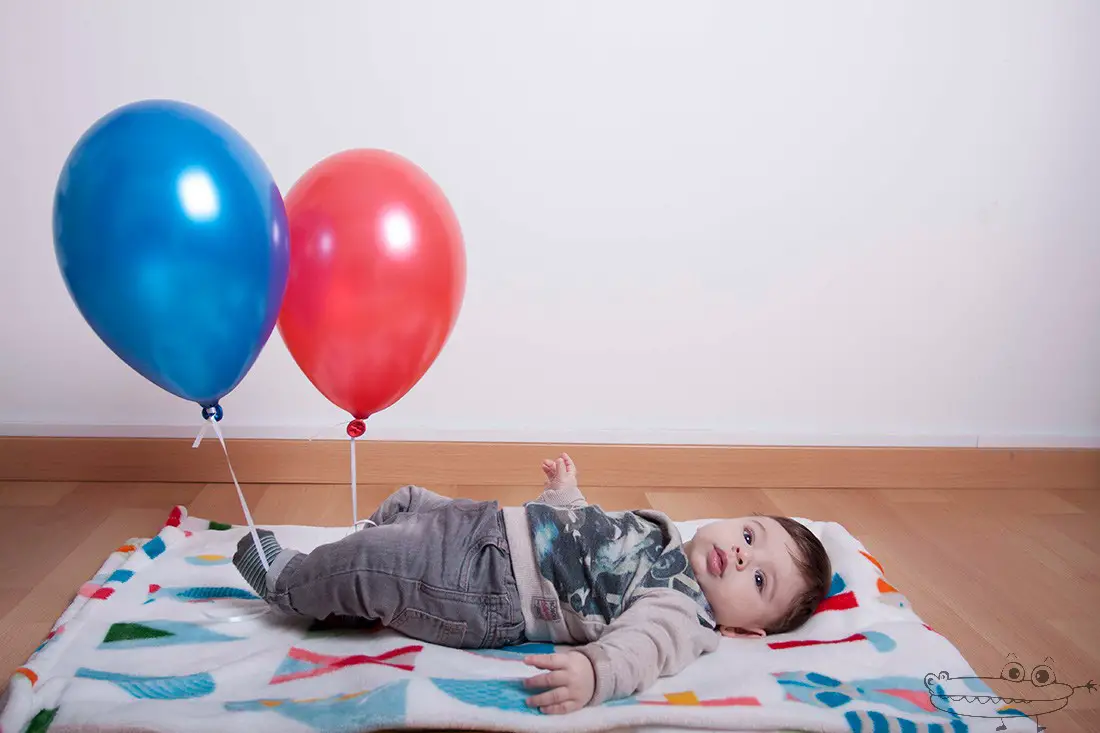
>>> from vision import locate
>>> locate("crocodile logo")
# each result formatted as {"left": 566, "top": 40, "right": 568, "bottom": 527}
{"left": 924, "top": 656, "right": 1094, "bottom": 732}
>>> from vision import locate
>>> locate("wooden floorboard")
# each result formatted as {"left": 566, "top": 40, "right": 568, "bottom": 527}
{"left": 0, "top": 483, "right": 1096, "bottom": 731}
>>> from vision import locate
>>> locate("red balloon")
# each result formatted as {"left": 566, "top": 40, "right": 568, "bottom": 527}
{"left": 279, "top": 149, "right": 465, "bottom": 419}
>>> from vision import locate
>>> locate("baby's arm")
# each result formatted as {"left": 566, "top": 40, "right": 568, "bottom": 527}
{"left": 573, "top": 592, "right": 719, "bottom": 705}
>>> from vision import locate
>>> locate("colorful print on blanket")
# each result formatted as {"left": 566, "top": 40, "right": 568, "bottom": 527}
{"left": 185, "top": 553, "right": 232, "bottom": 566}
{"left": 99, "top": 620, "right": 244, "bottom": 649}
{"left": 74, "top": 668, "right": 217, "bottom": 699}
{"left": 2, "top": 506, "right": 1026, "bottom": 733}
{"left": 777, "top": 671, "right": 967, "bottom": 728}
{"left": 225, "top": 682, "right": 409, "bottom": 731}
{"left": 144, "top": 583, "right": 259, "bottom": 604}
{"left": 270, "top": 645, "right": 422, "bottom": 683}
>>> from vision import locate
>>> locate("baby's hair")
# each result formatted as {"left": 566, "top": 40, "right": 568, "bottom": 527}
{"left": 756, "top": 515, "right": 831, "bottom": 635}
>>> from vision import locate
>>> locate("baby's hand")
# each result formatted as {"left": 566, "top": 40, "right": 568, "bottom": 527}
{"left": 541, "top": 452, "right": 578, "bottom": 492}
{"left": 523, "top": 651, "right": 595, "bottom": 714}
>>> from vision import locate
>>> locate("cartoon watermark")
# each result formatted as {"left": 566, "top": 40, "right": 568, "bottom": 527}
{"left": 924, "top": 655, "right": 1094, "bottom": 732}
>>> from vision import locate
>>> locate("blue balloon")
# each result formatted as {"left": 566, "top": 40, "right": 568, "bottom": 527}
{"left": 54, "top": 100, "right": 289, "bottom": 409}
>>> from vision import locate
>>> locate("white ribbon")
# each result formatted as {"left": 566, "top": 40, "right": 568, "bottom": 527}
{"left": 350, "top": 433, "right": 359, "bottom": 529}
{"left": 192, "top": 422, "right": 209, "bottom": 449}
{"left": 194, "top": 415, "right": 268, "bottom": 572}
{"left": 348, "top": 427, "right": 376, "bottom": 535}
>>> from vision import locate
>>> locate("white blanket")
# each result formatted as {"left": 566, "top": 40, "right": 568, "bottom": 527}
{"left": 2, "top": 506, "right": 1034, "bottom": 733}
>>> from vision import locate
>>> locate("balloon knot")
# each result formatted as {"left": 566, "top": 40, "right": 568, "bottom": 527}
{"left": 201, "top": 404, "right": 224, "bottom": 422}
{"left": 347, "top": 419, "right": 367, "bottom": 439}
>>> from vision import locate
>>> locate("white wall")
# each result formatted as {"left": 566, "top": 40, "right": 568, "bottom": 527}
{"left": 2, "top": 1, "right": 1098, "bottom": 446}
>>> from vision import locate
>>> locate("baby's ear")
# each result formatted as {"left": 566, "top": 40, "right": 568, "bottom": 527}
{"left": 719, "top": 625, "right": 766, "bottom": 639}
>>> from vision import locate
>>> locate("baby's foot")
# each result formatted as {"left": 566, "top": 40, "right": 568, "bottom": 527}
{"left": 233, "top": 529, "right": 283, "bottom": 597}
{"left": 542, "top": 453, "right": 578, "bottom": 492}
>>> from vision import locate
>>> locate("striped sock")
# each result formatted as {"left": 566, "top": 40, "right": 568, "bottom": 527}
{"left": 233, "top": 529, "right": 282, "bottom": 596}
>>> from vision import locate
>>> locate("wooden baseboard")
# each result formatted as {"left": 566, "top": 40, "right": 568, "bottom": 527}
{"left": 1, "top": 437, "right": 1097, "bottom": 489}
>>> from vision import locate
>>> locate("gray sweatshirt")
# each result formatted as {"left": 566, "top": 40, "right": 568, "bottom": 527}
{"left": 501, "top": 484, "right": 720, "bottom": 704}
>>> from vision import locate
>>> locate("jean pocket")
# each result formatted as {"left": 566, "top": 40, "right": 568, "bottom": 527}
{"left": 392, "top": 607, "right": 467, "bottom": 647}
{"left": 490, "top": 616, "right": 527, "bottom": 648}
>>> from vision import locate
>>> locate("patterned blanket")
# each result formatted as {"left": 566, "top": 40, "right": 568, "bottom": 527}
{"left": 1, "top": 506, "right": 1033, "bottom": 733}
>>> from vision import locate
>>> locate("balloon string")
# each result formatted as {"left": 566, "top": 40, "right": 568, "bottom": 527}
{"left": 350, "top": 434, "right": 358, "bottom": 529}
{"left": 347, "top": 421, "right": 375, "bottom": 534}
{"left": 194, "top": 416, "right": 269, "bottom": 572}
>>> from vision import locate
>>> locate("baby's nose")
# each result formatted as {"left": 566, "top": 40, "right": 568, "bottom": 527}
{"left": 733, "top": 546, "right": 747, "bottom": 568}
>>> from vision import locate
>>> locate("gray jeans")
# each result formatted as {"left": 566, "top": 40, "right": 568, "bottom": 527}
{"left": 265, "top": 486, "right": 526, "bottom": 649}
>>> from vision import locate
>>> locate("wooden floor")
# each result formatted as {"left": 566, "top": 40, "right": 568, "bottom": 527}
{"left": 1, "top": 481, "right": 1097, "bottom": 731}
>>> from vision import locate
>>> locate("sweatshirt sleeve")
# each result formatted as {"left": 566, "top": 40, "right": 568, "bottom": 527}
{"left": 531, "top": 483, "right": 588, "bottom": 509}
{"left": 574, "top": 591, "right": 719, "bottom": 705}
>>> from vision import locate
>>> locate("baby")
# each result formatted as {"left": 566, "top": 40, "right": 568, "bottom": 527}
{"left": 234, "top": 453, "right": 831, "bottom": 714}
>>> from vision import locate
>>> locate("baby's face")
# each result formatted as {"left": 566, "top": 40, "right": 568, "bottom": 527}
{"left": 684, "top": 516, "right": 806, "bottom": 637}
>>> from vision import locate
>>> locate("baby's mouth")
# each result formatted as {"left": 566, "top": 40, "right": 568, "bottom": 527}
{"left": 707, "top": 546, "right": 728, "bottom": 577}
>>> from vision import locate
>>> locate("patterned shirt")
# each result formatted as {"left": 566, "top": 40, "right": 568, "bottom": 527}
{"left": 526, "top": 503, "right": 714, "bottom": 628}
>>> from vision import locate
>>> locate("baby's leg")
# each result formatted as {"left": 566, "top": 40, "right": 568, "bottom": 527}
{"left": 233, "top": 485, "right": 453, "bottom": 599}
{"left": 368, "top": 484, "right": 454, "bottom": 526}
{"left": 233, "top": 496, "right": 525, "bottom": 649}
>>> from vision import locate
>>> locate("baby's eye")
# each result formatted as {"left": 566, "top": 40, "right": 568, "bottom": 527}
{"left": 743, "top": 528, "right": 753, "bottom": 545}
{"left": 754, "top": 570, "right": 765, "bottom": 590}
